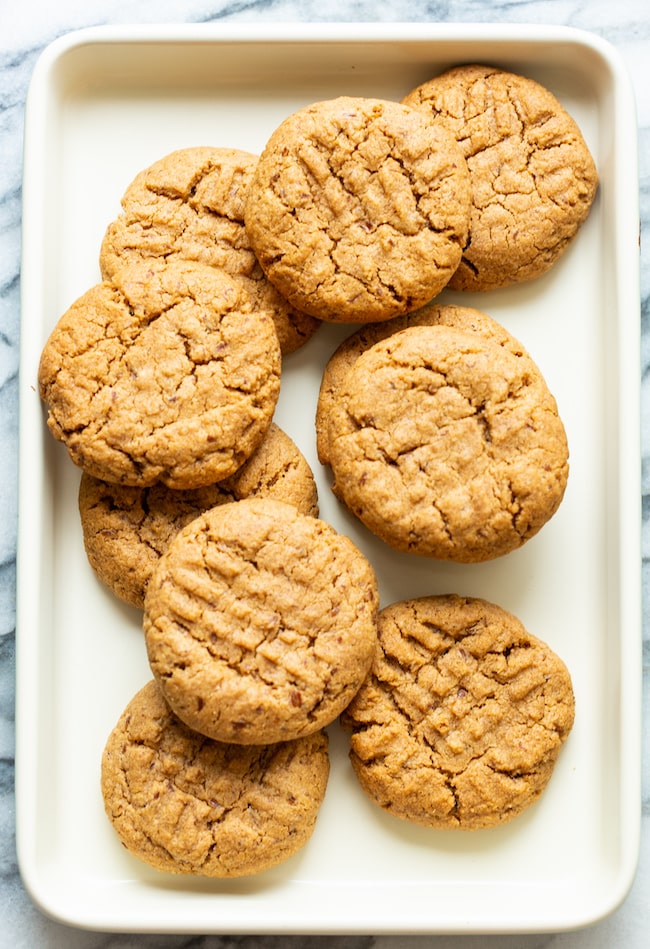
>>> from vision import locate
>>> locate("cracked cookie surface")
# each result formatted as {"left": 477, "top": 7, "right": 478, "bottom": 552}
{"left": 101, "top": 679, "right": 330, "bottom": 877}
{"left": 244, "top": 96, "right": 471, "bottom": 323}
{"left": 341, "top": 595, "right": 575, "bottom": 830}
{"left": 79, "top": 423, "right": 319, "bottom": 609}
{"left": 143, "top": 498, "right": 379, "bottom": 744}
{"left": 402, "top": 64, "right": 598, "bottom": 291}
{"left": 327, "top": 322, "right": 569, "bottom": 561}
{"left": 38, "top": 258, "right": 281, "bottom": 489}
{"left": 100, "top": 146, "right": 319, "bottom": 354}
{"left": 315, "top": 302, "right": 531, "bottom": 465}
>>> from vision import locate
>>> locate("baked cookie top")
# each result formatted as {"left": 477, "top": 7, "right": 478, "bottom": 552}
{"left": 38, "top": 258, "right": 281, "bottom": 489}
{"left": 327, "top": 322, "right": 569, "bottom": 561}
{"left": 315, "top": 301, "right": 528, "bottom": 465}
{"left": 79, "top": 423, "right": 319, "bottom": 609}
{"left": 143, "top": 497, "right": 379, "bottom": 744}
{"left": 101, "top": 680, "right": 330, "bottom": 877}
{"left": 342, "top": 595, "right": 575, "bottom": 830}
{"left": 99, "top": 146, "right": 319, "bottom": 354}
{"left": 402, "top": 64, "right": 598, "bottom": 291}
{"left": 244, "top": 96, "right": 471, "bottom": 323}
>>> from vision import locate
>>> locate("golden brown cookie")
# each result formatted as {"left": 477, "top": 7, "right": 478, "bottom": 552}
{"left": 315, "top": 302, "right": 530, "bottom": 465}
{"left": 327, "top": 322, "right": 569, "bottom": 561}
{"left": 143, "top": 498, "right": 379, "bottom": 744}
{"left": 101, "top": 680, "right": 330, "bottom": 877}
{"left": 342, "top": 595, "right": 575, "bottom": 830}
{"left": 402, "top": 64, "right": 598, "bottom": 290}
{"left": 100, "top": 146, "right": 319, "bottom": 354}
{"left": 244, "top": 96, "right": 471, "bottom": 323}
{"left": 79, "top": 423, "right": 319, "bottom": 609}
{"left": 38, "top": 258, "right": 281, "bottom": 489}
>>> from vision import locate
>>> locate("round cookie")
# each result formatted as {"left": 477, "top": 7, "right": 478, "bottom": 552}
{"left": 244, "top": 96, "right": 471, "bottom": 323}
{"left": 100, "top": 146, "right": 319, "bottom": 354}
{"left": 327, "top": 322, "right": 569, "bottom": 561}
{"left": 79, "top": 423, "right": 319, "bottom": 609}
{"left": 101, "top": 680, "right": 330, "bottom": 877}
{"left": 38, "top": 258, "right": 281, "bottom": 489}
{"left": 315, "top": 301, "right": 531, "bottom": 465}
{"left": 402, "top": 64, "right": 598, "bottom": 291}
{"left": 341, "top": 595, "right": 575, "bottom": 830}
{"left": 143, "top": 497, "right": 379, "bottom": 744}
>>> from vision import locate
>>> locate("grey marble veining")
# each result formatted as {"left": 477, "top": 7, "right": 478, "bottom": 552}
{"left": 1, "top": 1, "right": 649, "bottom": 947}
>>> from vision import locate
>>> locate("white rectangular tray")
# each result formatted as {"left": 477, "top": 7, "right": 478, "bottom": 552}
{"left": 17, "top": 22, "right": 641, "bottom": 935}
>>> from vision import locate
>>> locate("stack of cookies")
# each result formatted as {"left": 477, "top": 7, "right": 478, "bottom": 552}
{"left": 37, "top": 61, "right": 591, "bottom": 877}
{"left": 104, "top": 497, "right": 380, "bottom": 878}
{"left": 36, "top": 140, "right": 381, "bottom": 875}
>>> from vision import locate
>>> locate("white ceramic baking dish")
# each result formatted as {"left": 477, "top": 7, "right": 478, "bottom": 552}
{"left": 17, "top": 21, "right": 641, "bottom": 934}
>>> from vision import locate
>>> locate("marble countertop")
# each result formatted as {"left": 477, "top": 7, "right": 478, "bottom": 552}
{"left": 1, "top": 1, "right": 648, "bottom": 947}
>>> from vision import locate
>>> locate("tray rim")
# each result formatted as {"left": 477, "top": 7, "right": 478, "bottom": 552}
{"left": 15, "top": 21, "right": 642, "bottom": 935}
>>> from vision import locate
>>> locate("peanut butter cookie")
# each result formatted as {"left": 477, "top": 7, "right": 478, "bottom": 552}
{"left": 402, "top": 64, "right": 598, "bottom": 290}
{"left": 143, "top": 498, "right": 379, "bottom": 744}
{"left": 327, "top": 322, "right": 569, "bottom": 561}
{"left": 79, "top": 423, "right": 319, "bottom": 609}
{"left": 315, "top": 302, "right": 531, "bottom": 465}
{"left": 342, "top": 595, "right": 575, "bottom": 830}
{"left": 244, "top": 96, "right": 471, "bottom": 323}
{"left": 101, "top": 680, "right": 330, "bottom": 877}
{"left": 38, "top": 258, "right": 281, "bottom": 489}
{"left": 99, "top": 146, "right": 319, "bottom": 354}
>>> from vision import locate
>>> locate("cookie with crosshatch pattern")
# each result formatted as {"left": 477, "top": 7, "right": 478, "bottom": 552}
{"left": 101, "top": 679, "right": 330, "bottom": 877}
{"left": 341, "top": 594, "right": 575, "bottom": 830}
